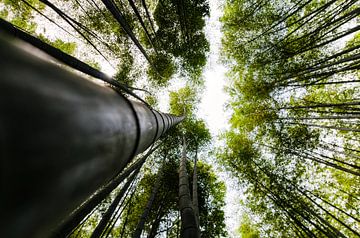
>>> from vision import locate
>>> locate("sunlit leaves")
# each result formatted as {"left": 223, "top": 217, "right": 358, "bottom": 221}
{"left": 220, "top": 0, "right": 360, "bottom": 236}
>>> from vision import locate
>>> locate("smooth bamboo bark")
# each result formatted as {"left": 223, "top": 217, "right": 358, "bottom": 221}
{"left": 0, "top": 34, "right": 183, "bottom": 237}
{"left": 53, "top": 145, "right": 160, "bottom": 237}
{"left": 179, "top": 137, "right": 199, "bottom": 238}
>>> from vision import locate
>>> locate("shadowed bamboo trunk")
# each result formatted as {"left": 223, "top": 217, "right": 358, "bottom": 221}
{"left": 192, "top": 145, "right": 200, "bottom": 235}
{"left": 53, "top": 145, "right": 160, "bottom": 237}
{"left": 133, "top": 164, "right": 164, "bottom": 238}
{"left": 90, "top": 170, "right": 139, "bottom": 238}
{"left": 0, "top": 34, "right": 184, "bottom": 237}
{"left": 179, "top": 136, "right": 199, "bottom": 238}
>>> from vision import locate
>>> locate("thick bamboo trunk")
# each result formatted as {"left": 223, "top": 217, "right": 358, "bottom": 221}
{"left": 0, "top": 34, "right": 183, "bottom": 237}
{"left": 179, "top": 137, "right": 199, "bottom": 238}
{"left": 53, "top": 145, "right": 160, "bottom": 237}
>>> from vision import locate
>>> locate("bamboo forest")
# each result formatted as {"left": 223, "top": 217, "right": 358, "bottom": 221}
{"left": 0, "top": 0, "right": 359, "bottom": 237}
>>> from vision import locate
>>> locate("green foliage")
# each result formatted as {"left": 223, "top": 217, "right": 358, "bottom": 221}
{"left": 220, "top": 0, "right": 360, "bottom": 236}
{"left": 237, "top": 214, "right": 260, "bottom": 238}
{"left": 145, "top": 94, "right": 158, "bottom": 107}
{"left": 152, "top": 0, "right": 210, "bottom": 84}
{"left": 147, "top": 52, "right": 175, "bottom": 86}
{"left": 195, "top": 161, "right": 227, "bottom": 237}
{"left": 168, "top": 86, "right": 211, "bottom": 151}
{"left": 38, "top": 34, "right": 77, "bottom": 55}
{"left": 85, "top": 60, "right": 101, "bottom": 71}
{"left": 0, "top": 0, "right": 44, "bottom": 33}
{"left": 114, "top": 48, "right": 135, "bottom": 86}
{"left": 169, "top": 85, "right": 198, "bottom": 116}
{"left": 103, "top": 157, "right": 227, "bottom": 238}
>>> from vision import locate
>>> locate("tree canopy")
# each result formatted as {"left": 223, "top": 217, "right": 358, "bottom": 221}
{"left": 220, "top": 0, "right": 359, "bottom": 237}
{"left": 1, "top": 0, "right": 359, "bottom": 237}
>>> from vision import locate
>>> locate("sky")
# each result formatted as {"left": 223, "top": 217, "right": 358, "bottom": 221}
{"left": 197, "top": 0, "right": 245, "bottom": 236}
{"left": 198, "top": 0, "right": 230, "bottom": 136}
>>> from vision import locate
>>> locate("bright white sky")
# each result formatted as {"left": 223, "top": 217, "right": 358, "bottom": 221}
{"left": 197, "top": 0, "right": 229, "bottom": 136}
{"left": 197, "top": 0, "right": 244, "bottom": 236}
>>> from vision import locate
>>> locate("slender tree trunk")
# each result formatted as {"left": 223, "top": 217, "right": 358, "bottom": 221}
{"left": 252, "top": 159, "right": 359, "bottom": 236}
{"left": 147, "top": 199, "right": 166, "bottom": 238}
{"left": 295, "top": 186, "right": 360, "bottom": 236}
{"left": 284, "top": 121, "right": 360, "bottom": 133}
{"left": 313, "top": 192, "right": 360, "bottom": 222}
{"left": 192, "top": 145, "right": 200, "bottom": 235}
{"left": 280, "top": 101, "right": 360, "bottom": 110}
{"left": 295, "top": 109, "right": 360, "bottom": 115}
{"left": 323, "top": 141, "right": 360, "bottom": 154}
{"left": 179, "top": 137, "right": 199, "bottom": 238}
{"left": 119, "top": 186, "right": 138, "bottom": 238}
{"left": 289, "top": 147, "right": 360, "bottom": 176}
{"left": 141, "top": 0, "right": 157, "bottom": 35}
{"left": 304, "top": 44, "right": 360, "bottom": 71}
{"left": 246, "top": 0, "right": 312, "bottom": 44}
{"left": 100, "top": 0, "right": 154, "bottom": 64}
{"left": 279, "top": 115, "right": 360, "bottom": 120}
{"left": 285, "top": 79, "right": 360, "bottom": 88}
{"left": 304, "top": 149, "right": 360, "bottom": 170}
{"left": 133, "top": 165, "right": 164, "bottom": 238}
{"left": 127, "top": 0, "right": 157, "bottom": 52}
{"left": 102, "top": 182, "right": 134, "bottom": 237}
{"left": 103, "top": 186, "right": 134, "bottom": 238}
{"left": 243, "top": 171, "right": 317, "bottom": 238}
{"left": 261, "top": 143, "right": 360, "bottom": 176}
{"left": 90, "top": 171, "right": 138, "bottom": 238}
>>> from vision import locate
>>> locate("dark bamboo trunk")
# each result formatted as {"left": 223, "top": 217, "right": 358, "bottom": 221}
{"left": 192, "top": 146, "right": 200, "bottom": 234}
{"left": 133, "top": 165, "right": 163, "bottom": 238}
{"left": 53, "top": 145, "right": 160, "bottom": 237}
{"left": 91, "top": 171, "right": 138, "bottom": 238}
{"left": 0, "top": 33, "right": 183, "bottom": 237}
{"left": 179, "top": 137, "right": 199, "bottom": 238}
